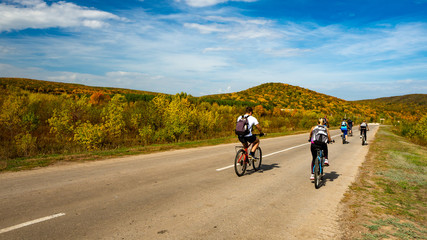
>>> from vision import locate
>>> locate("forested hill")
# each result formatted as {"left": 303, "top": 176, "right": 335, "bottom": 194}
{"left": 354, "top": 94, "right": 426, "bottom": 119}
{"left": 355, "top": 94, "right": 426, "bottom": 108}
{"left": 0, "top": 77, "right": 161, "bottom": 101}
{"left": 199, "top": 82, "right": 376, "bottom": 119}
{"left": 200, "top": 82, "right": 346, "bottom": 109}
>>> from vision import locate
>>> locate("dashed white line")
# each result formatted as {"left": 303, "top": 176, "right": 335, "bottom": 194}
{"left": 0, "top": 213, "right": 66, "bottom": 234}
{"left": 216, "top": 134, "right": 342, "bottom": 172}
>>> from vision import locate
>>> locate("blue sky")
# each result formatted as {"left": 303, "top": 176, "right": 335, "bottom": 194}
{"left": 0, "top": 0, "right": 426, "bottom": 100}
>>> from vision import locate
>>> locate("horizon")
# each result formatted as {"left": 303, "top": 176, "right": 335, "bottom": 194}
{"left": 1, "top": 0, "right": 427, "bottom": 101}
{"left": 3, "top": 77, "right": 425, "bottom": 102}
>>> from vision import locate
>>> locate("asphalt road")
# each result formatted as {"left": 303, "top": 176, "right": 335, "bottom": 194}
{"left": 0, "top": 125, "right": 379, "bottom": 239}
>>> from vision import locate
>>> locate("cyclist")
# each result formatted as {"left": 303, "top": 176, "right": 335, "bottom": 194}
{"left": 359, "top": 120, "right": 370, "bottom": 142}
{"left": 309, "top": 118, "right": 332, "bottom": 180}
{"left": 340, "top": 118, "right": 349, "bottom": 143}
{"left": 236, "top": 107, "right": 264, "bottom": 159}
{"left": 323, "top": 115, "right": 330, "bottom": 128}
{"left": 347, "top": 118, "right": 353, "bottom": 136}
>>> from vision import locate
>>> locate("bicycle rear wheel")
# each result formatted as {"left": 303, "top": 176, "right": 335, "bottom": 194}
{"left": 234, "top": 149, "right": 247, "bottom": 177}
{"left": 314, "top": 156, "right": 321, "bottom": 189}
{"left": 252, "top": 147, "right": 262, "bottom": 171}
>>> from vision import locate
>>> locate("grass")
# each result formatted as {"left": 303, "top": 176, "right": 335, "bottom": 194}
{"left": 0, "top": 129, "right": 308, "bottom": 172}
{"left": 341, "top": 125, "right": 426, "bottom": 240}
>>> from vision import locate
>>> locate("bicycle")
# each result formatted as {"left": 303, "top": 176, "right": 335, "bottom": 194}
{"left": 313, "top": 140, "right": 334, "bottom": 189}
{"left": 341, "top": 131, "right": 347, "bottom": 144}
{"left": 361, "top": 129, "right": 367, "bottom": 145}
{"left": 234, "top": 134, "right": 263, "bottom": 177}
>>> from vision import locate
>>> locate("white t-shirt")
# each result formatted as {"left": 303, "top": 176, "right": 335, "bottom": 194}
{"left": 237, "top": 114, "right": 259, "bottom": 137}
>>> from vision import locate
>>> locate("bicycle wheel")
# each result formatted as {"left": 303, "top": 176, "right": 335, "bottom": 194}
{"left": 252, "top": 147, "right": 262, "bottom": 171}
{"left": 362, "top": 134, "right": 366, "bottom": 145}
{"left": 314, "top": 154, "right": 321, "bottom": 189}
{"left": 234, "top": 149, "right": 247, "bottom": 177}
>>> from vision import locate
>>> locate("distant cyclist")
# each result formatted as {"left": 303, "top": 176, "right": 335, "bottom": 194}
{"left": 309, "top": 118, "right": 332, "bottom": 180}
{"left": 359, "top": 120, "right": 370, "bottom": 142}
{"left": 236, "top": 107, "right": 264, "bottom": 159}
{"left": 323, "top": 115, "right": 330, "bottom": 128}
{"left": 347, "top": 118, "right": 353, "bottom": 135}
{"left": 340, "top": 118, "right": 349, "bottom": 143}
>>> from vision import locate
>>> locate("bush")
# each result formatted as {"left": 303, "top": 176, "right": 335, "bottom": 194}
{"left": 14, "top": 132, "right": 37, "bottom": 156}
{"left": 74, "top": 122, "right": 106, "bottom": 150}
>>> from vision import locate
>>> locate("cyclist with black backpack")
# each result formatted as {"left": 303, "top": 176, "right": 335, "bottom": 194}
{"left": 309, "top": 118, "right": 332, "bottom": 180}
{"left": 236, "top": 107, "right": 264, "bottom": 159}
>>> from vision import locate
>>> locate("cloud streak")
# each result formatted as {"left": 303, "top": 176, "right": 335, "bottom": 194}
{"left": 177, "top": 0, "right": 256, "bottom": 7}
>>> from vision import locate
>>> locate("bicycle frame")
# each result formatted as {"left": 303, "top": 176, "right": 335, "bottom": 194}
{"left": 235, "top": 146, "right": 249, "bottom": 164}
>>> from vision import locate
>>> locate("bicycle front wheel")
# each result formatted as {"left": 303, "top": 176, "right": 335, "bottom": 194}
{"left": 234, "top": 149, "right": 247, "bottom": 177}
{"left": 253, "top": 147, "right": 262, "bottom": 171}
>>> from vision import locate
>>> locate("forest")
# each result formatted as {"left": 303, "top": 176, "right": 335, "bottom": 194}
{"left": 0, "top": 78, "right": 425, "bottom": 162}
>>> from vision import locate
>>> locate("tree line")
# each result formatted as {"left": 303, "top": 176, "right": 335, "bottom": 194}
{"left": 1, "top": 81, "right": 424, "bottom": 162}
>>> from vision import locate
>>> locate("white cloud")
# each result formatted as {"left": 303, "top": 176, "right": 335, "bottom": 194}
{"left": 226, "top": 27, "right": 281, "bottom": 39}
{"left": 177, "top": 0, "right": 256, "bottom": 7}
{"left": 203, "top": 47, "right": 236, "bottom": 53}
{"left": 184, "top": 23, "right": 227, "bottom": 34}
{"left": 206, "top": 16, "right": 270, "bottom": 25}
{"left": 264, "top": 48, "right": 312, "bottom": 57}
{"left": 0, "top": 0, "right": 121, "bottom": 32}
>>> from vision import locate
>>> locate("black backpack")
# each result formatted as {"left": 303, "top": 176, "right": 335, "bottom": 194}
{"left": 235, "top": 115, "right": 249, "bottom": 136}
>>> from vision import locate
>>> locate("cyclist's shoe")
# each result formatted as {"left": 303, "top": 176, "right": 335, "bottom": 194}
{"left": 360, "top": 135, "right": 362, "bottom": 139}
{"left": 324, "top": 159, "right": 329, "bottom": 166}
{"left": 310, "top": 174, "right": 315, "bottom": 180}
{"left": 249, "top": 153, "right": 259, "bottom": 160}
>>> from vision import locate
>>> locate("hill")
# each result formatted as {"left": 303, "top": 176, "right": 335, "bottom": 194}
{"left": 358, "top": 94, "right": 427, "bottom": 106}
{"left": 200, "top": 83, "right": 377, "bottom": 122}
{"left": 0, "top": 77, "right": 161, "bottom": 101}
{"left": 201, "top": 82, "right": 346, "bottom": 109}
{"left": 354, "top": 94, "right": 426, "bottom": 120}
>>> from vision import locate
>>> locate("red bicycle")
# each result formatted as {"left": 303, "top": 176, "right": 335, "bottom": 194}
{"left": 234, "top": 144, "right": 262, "bottom": 177}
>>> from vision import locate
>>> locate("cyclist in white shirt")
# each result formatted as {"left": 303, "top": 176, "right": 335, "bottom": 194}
{"left": 237, "top": 107, "right": 264, "bottom": 159}
{"left": 359, "top": 120, "right": 370, "bottom": 141}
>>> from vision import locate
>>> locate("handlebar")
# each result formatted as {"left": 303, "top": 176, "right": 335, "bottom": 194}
{"left": 307, "top": 139, "right": 335, "bottom": 143}
{"left": 251, "top": 133, "right": 266, "bottom": 137}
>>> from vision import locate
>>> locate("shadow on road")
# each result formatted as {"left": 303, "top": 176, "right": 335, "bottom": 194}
{"left": 245, "top": 163, "right": 280, "bottom": 175}
{"left": 322, "top": 171, "right": 340, "bottom": 186}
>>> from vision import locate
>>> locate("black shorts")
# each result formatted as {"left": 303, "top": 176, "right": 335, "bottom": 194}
{"left": 238, "top": 135, "right": 257, "bottom": 145}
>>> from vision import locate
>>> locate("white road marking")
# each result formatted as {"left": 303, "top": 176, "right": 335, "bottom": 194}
{"left": 216, "top": 134, "right": 342, "bottom": 172}
{"left": 0, "top": 213, "right": 66, "bottom": 234}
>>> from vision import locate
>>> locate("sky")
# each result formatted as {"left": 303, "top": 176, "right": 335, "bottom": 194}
{"left": 0, "top": 0, "right": 426, "bottom": 100}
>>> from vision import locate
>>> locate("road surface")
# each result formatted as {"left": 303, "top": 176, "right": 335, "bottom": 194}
{"left": 0, "top": 125, "right": 379, "bottom": 239}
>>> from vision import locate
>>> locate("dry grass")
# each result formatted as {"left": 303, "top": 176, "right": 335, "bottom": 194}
{"left": 340, "top": 126, "right": 427, "bottom": 240}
